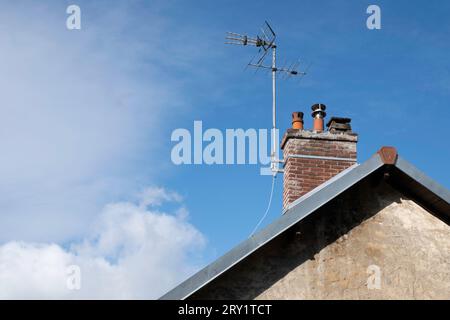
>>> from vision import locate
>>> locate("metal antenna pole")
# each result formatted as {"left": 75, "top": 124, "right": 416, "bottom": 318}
{"left": 271, "top": 46, "right": 277, "bottom": 174}
{"left": 225, "top": 22, "right": 308, "bottom": 176}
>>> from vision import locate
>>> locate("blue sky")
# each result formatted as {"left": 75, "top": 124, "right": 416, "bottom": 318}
{"left": 0, "top": 0, "right": 449, "bottom": 298}
{"left": 160, "top": 0, "right": 450, "bottom": 254}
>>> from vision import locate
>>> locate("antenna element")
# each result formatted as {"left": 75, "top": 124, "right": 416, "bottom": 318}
{"left": 225, "top": 21, "right": 308, "bottom": 176}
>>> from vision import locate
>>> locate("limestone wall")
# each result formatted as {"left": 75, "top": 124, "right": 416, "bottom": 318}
{"left": 190, "top": 176, "right": 450, "bottom": 300}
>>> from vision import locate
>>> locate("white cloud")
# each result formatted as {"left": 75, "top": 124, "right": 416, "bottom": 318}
{"left": 138, "top": 187, "right": 183, "bottom": 208}
{"left": 0, "top": 2, "right": 184, "bottom": 242}
{"left": 0, "top": 187, "right": 205, "bottom": 299}
{"left": 0, "top": 2, "right": 215, "bottom": 299}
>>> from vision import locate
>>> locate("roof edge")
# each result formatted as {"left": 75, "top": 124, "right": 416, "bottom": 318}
{"left": 159, "top": 153, "right": 385, "bottom": 300}
{"left": 160, "top": 149, "right": 450, "bottom": 300}
{"left": 395, "top": 156, "right": 450, "bottom": 204}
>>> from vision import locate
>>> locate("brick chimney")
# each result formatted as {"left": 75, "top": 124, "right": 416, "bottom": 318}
{"left": 281, "top": 104, "right": 358, "bottom": 211}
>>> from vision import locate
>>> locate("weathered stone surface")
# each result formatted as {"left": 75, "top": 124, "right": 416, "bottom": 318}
{"left": 190, "top": 174, "right": 450, "bottom": 300}
{"left": 281, "top": 130, "right": 358, "bottom": 149}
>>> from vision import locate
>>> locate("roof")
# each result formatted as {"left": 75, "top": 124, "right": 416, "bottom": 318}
{"left": 159, "top": 147, "right": 450, "bottom": 300}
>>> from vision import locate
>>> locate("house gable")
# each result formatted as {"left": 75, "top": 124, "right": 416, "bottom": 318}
{"left": 189, "top": 173, "right": 450, "bottom": 299}
{"left": 160, "top": 151, "right": 450, "bottom": 300}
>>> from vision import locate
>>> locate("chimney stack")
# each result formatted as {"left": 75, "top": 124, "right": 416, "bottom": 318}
{"left": 281, "top": 104, "right": 358, "bottom": 211}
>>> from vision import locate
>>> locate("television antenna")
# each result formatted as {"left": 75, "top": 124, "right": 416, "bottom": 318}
{"left": 226, "top": 21, "right": 308, "bottom": 176}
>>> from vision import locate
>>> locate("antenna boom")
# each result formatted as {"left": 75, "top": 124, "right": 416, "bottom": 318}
{"left": 225, "top": 22, "right": 308, "bottom": 175}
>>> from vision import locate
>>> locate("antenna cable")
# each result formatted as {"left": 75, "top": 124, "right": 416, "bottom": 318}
{"left": 249, "top": 175, "right": 276, "bottom": 237}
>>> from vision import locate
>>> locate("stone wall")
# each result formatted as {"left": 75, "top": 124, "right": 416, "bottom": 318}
{"left": 190, "top": 174, "right": 450, "bottom": 300}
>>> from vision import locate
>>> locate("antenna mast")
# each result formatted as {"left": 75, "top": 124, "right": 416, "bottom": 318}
{"left": 226, "top": 21, "right": 307, "bottom": 176}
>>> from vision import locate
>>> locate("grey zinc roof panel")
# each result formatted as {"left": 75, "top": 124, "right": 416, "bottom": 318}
{"left": 159, "top": 153, "right": 385, "bottom": 300}
{"left": 395, "top": 156, "right": 450, "bottom": 204}
{"left": 159, "top": 153, "right": 450, "bottom": 300}
{"left": 394, "top": 156, "right": 450, "bottom": 219}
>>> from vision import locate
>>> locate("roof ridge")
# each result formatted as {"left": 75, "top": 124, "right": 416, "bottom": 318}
{"left": 159, "top": 149, "right": 450, "bottom": 300}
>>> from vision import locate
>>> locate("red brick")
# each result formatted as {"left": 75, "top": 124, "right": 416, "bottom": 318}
{"left": 282, "top": 130, "right": 357, "bottom": 210}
